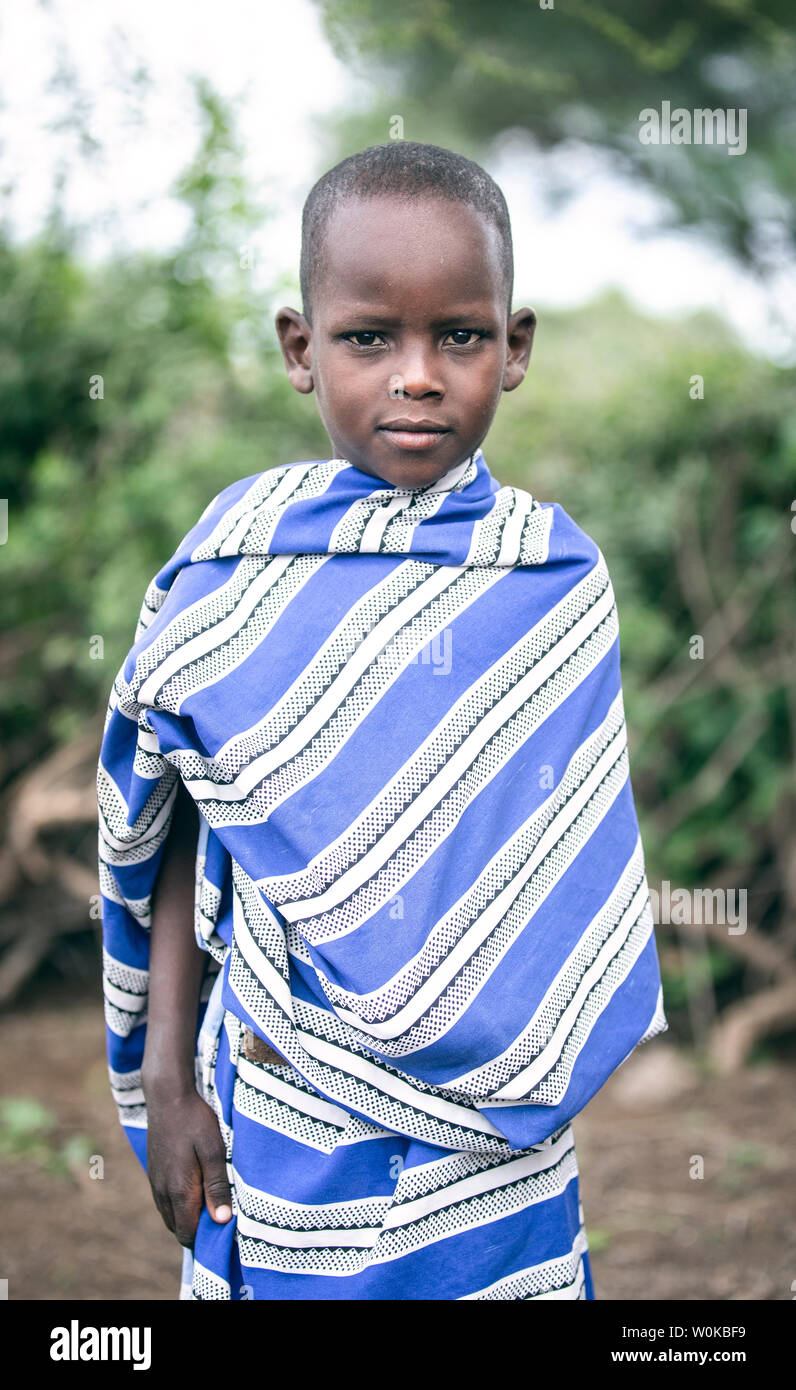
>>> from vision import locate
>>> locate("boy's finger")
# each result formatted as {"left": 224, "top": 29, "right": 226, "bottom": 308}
{"left": 199, "top": 1148, "right": 233, "bottom": 1223}
{"left": 150, "top": 1184, "right": 176, "bottom": 1237}
{"left": 171, "top": 1192, "right": 200, "bottom": 1249}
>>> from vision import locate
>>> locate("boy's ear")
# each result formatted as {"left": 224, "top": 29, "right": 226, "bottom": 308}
{"left": 502, "top": 307, "right": 536, "bottom": 393}
{"left": 275, "top": 308, "right": 314, "bottom": 394}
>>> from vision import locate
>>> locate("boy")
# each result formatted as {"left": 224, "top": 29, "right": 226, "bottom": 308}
{"left": 97, "top": 142, "right": 668, "bottom": 1301}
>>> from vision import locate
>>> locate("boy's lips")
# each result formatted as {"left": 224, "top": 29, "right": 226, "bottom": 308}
{"left": 377, "top": 418, "right": 452, "bottom": 451}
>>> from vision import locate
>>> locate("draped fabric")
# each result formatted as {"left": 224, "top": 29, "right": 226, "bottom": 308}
{"left": 97, "top": 447, "right": 667, "bottom": 1298}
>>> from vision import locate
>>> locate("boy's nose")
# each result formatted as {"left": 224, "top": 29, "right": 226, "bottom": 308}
{"left": 391, "top": 347, "right": 444, "bottom": 398}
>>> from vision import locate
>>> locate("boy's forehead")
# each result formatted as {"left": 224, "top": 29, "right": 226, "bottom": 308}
{"left": 316, "top": 194, "right": 506, "bottom": 314}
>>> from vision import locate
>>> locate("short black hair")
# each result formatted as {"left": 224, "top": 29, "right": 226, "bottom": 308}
{"left": 299, "top": 141, "right": 514, "bottom": 323}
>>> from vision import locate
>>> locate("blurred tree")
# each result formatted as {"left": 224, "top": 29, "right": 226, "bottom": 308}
{"left": 0, "top": 78, "right": 326, "bottom": 778}
{"left": 0, "top": 80, "right": 328, "bottom": 998}
{"left": 315, "top": 0, "right": 796, "bottom": 277}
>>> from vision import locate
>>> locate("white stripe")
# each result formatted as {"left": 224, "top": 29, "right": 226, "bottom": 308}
{"left": 190, "top": 564, "right": 478, "bottom": 808}
{"left": 234, "top": 1142, "right": 580, "bottom": 1275}
{"left": 112, "top": 1085, "right": 145, "bottom": 1106}
{"left": 97, "top": 766, "right": 176, "bottom": 853}
{"left": 230, "top": 886, "right": 295, "bottom": 1018}
{"left": 492, "top": 884, "right": 653, "bottom": 1101}
{"left": 103, "top": 978, "right": 146, "bottom": 1013}
{"left": 137, "top": 554, "right": 300, "bottom": 710}
{"left": 103, "top": 950, "right": 148, "bottom": 993}
{"left": 191, "top": 469, "right": 285, "bottom": 560}
{"left": 232, "top": 1163, "right": 391, "bottom": 1230}
{"left": 235, "top": 1054, "right": 352, "bottom": 1127}
{"left": 451, "top": 838, "right": 646, "bottom": 1092}
{"left": 385, "top": 1125, "right": 575, "bottom": 1229}
{"left": 462, "top": 1226, "right": 589, "bottom": 1300}
{"left": 273, "top": 570, "right": 615, "bottom": 922}
{"left": 135, "top": 728, "right": 161, "bottom": 755}
{"left": 463, "top": 488, "right": 509, "bottom": 564}
{"left": 315, "top": 691, "right": 626, "bottom": 1016}
{"left": 373, "top": 1145, "right": 580, "bottom": 1266}
{"left": 236, "top": 1211, "right": 380, "bottom": 1250}
{"left": 190, "top": 1258, "right": 231, "bottom": 1299}
{"left": 331, "top": 739, "right": 628, "bottom": 1046}
{"left": 124, "top": 549, "right": 275, "bottom": 705}
{"left": 291, "top": 1009, "right": 503, "bottom": 1138}
{"left": 108, "top": 1065, "right": 143, "bottom": 1090}
{"left": 218, "top": 461, "right": 317, "bottom": 556}
{"left": 119, "top": 1110, "right": 147, "bottom": 1130}
{"left": 358, "top": 491, "right": 414, "bottom": 552}
{"left": 228, "top": 891, "right": 505, "bottom": 1141}
{"left": 497, "top": 487, "right": 533, "bottom": 566}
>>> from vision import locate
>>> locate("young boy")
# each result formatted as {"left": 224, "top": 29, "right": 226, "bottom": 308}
{"left": 97, "top": 142, "right": 668, "bottom": 1301}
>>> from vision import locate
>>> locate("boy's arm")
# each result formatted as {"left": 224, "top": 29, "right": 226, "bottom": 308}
{"left": 140, "top": 778, "right": 233, "bottom": 1246}
{"left": 141, "top": 776, "right": 206, "bottom": 1086}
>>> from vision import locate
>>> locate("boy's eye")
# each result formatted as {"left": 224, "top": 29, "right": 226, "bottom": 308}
{"left": 342, "top": 331, "right": 386, "bottom": 347}
{"left": 444, "top": 329, "right": 486, "bottom": 347}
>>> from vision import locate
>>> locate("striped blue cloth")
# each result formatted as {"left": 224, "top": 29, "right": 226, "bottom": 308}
{"left": 97, "top": 448, "right": 667, "bottom": 1299}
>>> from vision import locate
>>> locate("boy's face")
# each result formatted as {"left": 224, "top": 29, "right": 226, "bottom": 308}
{"left": 276, "top": 195, "right": 536, "bottom": 489}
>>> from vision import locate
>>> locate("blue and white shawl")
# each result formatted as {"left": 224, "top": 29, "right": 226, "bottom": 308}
{"left": 98, "top": 447, "right": 667, "bottom": 1179}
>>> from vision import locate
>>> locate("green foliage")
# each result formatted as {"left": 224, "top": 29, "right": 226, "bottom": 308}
{"left": 661, "top": 944, "right": 737, "bottom": 1010}
{"left": 584, "top": 1226, "right": 612, "bottom": 1253}
{"left": 0, "top": 82, "right": 328, "bottom": 776}
{"left": 718, "top": 1140, "right": 773, "bottom": 1189}
{"left": 0, "top": 1096, "right": 93, "bottom": 1178}
{"left": 0, "top": 1095, "right": 56, "bottom": 1149}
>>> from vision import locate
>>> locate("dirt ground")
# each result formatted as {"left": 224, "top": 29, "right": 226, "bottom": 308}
{"left": 1, "top": 980, "right": 794, "bottom": 1301}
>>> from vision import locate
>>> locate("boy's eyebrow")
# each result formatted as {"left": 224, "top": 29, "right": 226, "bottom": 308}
{"left": 326, "top": 305, "right": 498, "bottom": 329}
{"left": 327, "top": 312, "right": 401, "bottom": 329}
{"left": 429, "top": 311, "right": 496, "bottom": 327}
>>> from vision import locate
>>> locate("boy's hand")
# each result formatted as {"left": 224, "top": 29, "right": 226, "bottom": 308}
{"left": 143, "top": 1083, "right": 233, "bottom": 1248}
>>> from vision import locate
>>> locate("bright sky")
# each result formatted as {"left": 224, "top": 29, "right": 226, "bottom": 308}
{"left": 1, "top": 0, "right": 792, "bottom": 361}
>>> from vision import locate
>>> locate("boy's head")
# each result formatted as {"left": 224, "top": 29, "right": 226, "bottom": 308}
{"left": 276, "top": 142, "right": 535, "bottom": 490}
{"left": 299, "top": 143, "right": 515, "bottom": 324}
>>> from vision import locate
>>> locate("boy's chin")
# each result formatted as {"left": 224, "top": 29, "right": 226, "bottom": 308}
{"left": 348, "top": 437, "right": 471, "bottom": 489}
